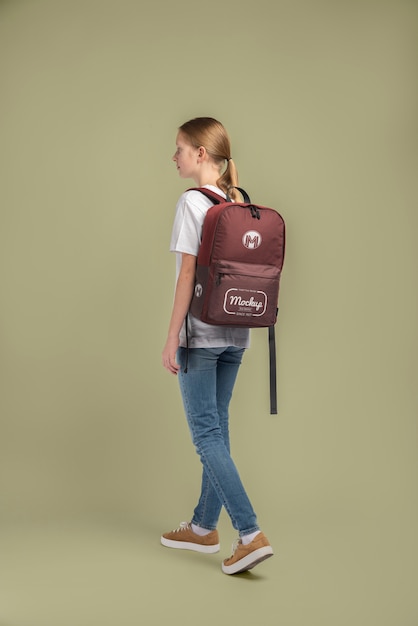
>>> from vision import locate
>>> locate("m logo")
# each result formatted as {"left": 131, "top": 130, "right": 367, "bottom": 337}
{"left": 242, "top": 230, "right": 262, "bottom": 250}
{"left": 194, "top": 283, "right": 203, "bottom": 298}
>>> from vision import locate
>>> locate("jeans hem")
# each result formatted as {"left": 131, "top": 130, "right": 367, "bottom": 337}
{"left": 191, "top": 519, "right": 218, "bottom": 532}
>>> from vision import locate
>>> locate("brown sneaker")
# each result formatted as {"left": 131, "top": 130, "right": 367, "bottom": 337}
{"left": 222, "top": 532, "right": 273, "bottom": 574}
{"left": 161, "top": 522, "right": 220, "bottom": 554}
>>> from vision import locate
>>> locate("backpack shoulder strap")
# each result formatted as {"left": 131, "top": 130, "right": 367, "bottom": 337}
{"left": 187, "top": 187, "right": 252, "bottom": 204}
{"left": 186, "top": 187, "right": 225, "bottom": 205}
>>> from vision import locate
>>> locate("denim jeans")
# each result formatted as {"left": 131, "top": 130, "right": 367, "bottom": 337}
{"left": 177, "top": 346, "right": 259, "bottom": 537}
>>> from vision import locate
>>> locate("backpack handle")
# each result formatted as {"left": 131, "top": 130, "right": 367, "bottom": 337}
{"left": 226, "top": 187, "right": 251, "bottom": 203}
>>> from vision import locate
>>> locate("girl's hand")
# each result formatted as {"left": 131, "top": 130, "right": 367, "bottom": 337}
{"left": 162, "top": 336, "right": 181, "bottom": 375}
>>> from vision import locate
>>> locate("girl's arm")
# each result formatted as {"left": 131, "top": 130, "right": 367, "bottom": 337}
{"left": 162, "top": 253, "right": 196, "bottom": 375}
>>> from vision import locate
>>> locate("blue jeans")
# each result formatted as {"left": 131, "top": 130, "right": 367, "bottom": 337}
{"left": 177, "top": 346, "right": 259, "bottom": 537}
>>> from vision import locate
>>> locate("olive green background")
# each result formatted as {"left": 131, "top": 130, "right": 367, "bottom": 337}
{"left": 0, "top": 1, "right": 417, "bottom": 625}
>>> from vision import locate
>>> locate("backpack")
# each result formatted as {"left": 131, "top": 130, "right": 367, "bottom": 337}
{"left": 187, "top": 186, "right": 286, "bottom": 414}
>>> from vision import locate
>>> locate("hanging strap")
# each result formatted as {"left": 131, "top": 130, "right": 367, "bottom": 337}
{"left": 184, "top": 313, "right": 190, "bottom": 373}
{"left": 268, "top": 326, "right": 278, "bottom": 414}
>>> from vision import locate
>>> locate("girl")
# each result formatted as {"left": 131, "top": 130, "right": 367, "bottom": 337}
{"left": 161, "top": 117, "right": 273, "bottom": 575}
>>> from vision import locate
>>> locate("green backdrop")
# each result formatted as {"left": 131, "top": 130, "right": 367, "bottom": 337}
{"left": 1, "top": 0, "right": 416, "bottom": 543}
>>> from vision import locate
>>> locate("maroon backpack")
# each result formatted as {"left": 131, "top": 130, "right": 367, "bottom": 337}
{"left": 188, "top": 187, "right": 286, "bottom": 414}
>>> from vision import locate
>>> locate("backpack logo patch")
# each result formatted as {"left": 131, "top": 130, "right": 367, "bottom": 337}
{"left": 194, "top": 283, "right": 203, "bottom": 298}
{"left": 223, "top": 288, "right": 267, "bottom": 317}
{"left": 242, "top": 230, "right": 262, "bottom": 249}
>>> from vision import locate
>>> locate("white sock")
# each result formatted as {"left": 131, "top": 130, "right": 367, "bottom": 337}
{"left": 241, "top": 530, "right": 261, "bottom": 545}
{"left": 191, "top": 523, "right": 213, "bottom": 536}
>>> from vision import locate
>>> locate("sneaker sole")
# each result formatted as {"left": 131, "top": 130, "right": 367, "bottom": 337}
{"left": 160, "top": 537, "right": 220, "bottom": 554}
{"left": 222, "top": 546, "right": 274, "bottom": 574}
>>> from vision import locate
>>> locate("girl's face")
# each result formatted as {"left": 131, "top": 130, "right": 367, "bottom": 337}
{"left": 172, "top": 132, "right": 200, "bottom": 180}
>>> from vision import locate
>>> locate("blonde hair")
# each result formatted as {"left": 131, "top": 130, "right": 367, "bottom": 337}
{"left": 178, "top": 117, "right": 240, "bottom": 201}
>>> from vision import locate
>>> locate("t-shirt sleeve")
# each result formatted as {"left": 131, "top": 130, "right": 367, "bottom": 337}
{"left": 169, "top": 192, "right": 208, "bottom": 256}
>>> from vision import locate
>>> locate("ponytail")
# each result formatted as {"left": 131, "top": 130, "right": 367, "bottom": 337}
{"left": 216, "top": 158, "right": 240, "bottom": 202}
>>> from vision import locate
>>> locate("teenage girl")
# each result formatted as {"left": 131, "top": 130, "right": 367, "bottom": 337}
{"left": 161, "top": 117, "right": 273, "bottom": 575}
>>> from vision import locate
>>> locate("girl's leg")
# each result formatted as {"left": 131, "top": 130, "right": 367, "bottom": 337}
{"left": 178, "top": 347, "right": 259, "bottom": 536}
{"left": 191, "top": 353, "right": 235, "bottom": 529}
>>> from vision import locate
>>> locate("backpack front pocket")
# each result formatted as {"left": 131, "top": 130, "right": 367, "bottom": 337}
{"left": 203, "top": 262, "right": 281, "bottom": 326}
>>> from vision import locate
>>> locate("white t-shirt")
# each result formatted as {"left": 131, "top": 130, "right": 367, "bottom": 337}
{"left": 170, "top": 185, "right": 250, "bottom": 349}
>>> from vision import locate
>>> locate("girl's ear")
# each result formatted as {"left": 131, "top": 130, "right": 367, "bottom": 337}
{"left": 197, "top": 146, "right": 206, "bottom": 160}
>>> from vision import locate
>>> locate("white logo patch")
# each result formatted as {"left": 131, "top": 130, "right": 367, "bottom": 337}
{"left": 242, "top": 230, "right": 262, "bottom": 249}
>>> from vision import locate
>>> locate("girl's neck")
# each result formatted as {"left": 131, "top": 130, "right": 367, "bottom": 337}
{"left": 194, "top": 174, "right": 219, "bottom": 188}
{"left": 197, "top": 180, "right": 218, "bottom": 188}
{"left": 193, "top": 162, "right": 220, "bottom": 188}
